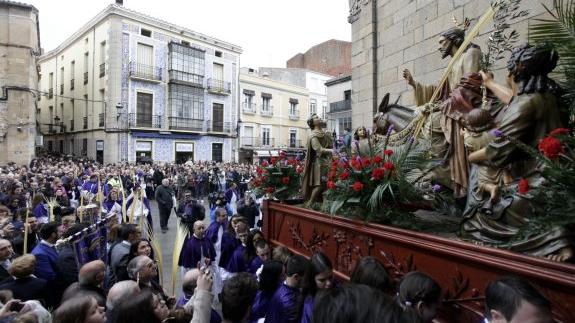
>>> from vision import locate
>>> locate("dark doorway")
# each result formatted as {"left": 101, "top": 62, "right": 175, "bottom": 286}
{"left": 212, "top": 103, "right": 223, "bottom": 132}
{"left": 212, "top": 143, "right": 223, "bottom": 162}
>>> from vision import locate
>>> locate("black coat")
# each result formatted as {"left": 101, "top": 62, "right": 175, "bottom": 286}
{"left": 155, "top": 185, "right": 174, "bottom": 209}
{"left": 56, "top": 245, "right": 79, "bottom": 289}
{"left": 0, "top": 276, "right": 48, "bottom": 304}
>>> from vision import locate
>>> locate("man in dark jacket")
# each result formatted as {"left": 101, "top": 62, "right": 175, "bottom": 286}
{"left": 155, "top": 179, "right": 174, "bottom": 233}
{"left": 0, "top": 254, "right": 48, "bottom": 305}
{"left": 176, "top": 191, "right": 205, "bottom": 232}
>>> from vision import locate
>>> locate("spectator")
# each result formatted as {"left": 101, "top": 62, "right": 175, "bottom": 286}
{"left": 0, "top": 254, "right": 47, "bottom": 303}
{"left": 106, "top": 280, "right": 140, "bottom": 322}
{"left": 61, "top": 260, "right": 107, "bottom": 307}
{"left": 0, "top": 239, "right": 13, "bottom": 282}
{"left": 31, "top": 222, "right": 59, "bottom": 283}
{"left": 176, "top": 191, "right": 205, "bottom": 231}
{"left": 397, "top": 271, "right": 442, "bottom": 323}
{"left": 237, "top": 194, "right": 259, "bottom": 229}
{"left": 127, "top": 255, "right": 170, "bottom": 305}
{"left": 177, "top": 269, "right": 222, "bottom": 323}
{"left": 221, "top": 272, "right": 258, "bottom": 323}
{"left": 265, "top": 255, "right": 309, "bottom": 323}
{"left": 350, "top": 256, "right": 391, "bottom": 293}
{"left": 155, "top": 179, "right": 174, "bottom": 233}
{"left": 53, "top": 295, "right": 105, "bottom": 323}
{"left": 112, "top": 289, "right": 167, "bottom": 323}
{"left": 57, "top": 223, "right": 89, "bottom": 289}
{"left": 108, "top": 224, "right": 140, "bottom": 285}
{"left": 485, "top": 276, "right": 552, "bottom": 323}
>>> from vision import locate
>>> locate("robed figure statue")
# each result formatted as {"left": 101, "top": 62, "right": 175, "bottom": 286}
{"left": 302, "top": 114, "right": 334, "bottom": 207}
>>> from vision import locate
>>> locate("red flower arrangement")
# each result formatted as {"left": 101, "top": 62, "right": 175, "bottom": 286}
{"left": 549, "top": 128, "right": 570, "bottom": 137}
{"left": 362, "top": 157, "right": 371, "bottom": 168}
{"left": 372, "top": 155, "right": 383, "bottom": 164}
{"left": 266, "top": 187, "right": 274, "bottom": 194}
{"left": 518, "top": 178, "right": 529, "bottom": 194}
{"left": 538, "top": 136, "right": 564, "bottom": 159}
{"left": 351, "top": 158, "right": 362, "bottom": 170}
{"left": 253, "top": 157, "right": 303, "bottom": 200}
{"left": 383, "top": 161, "right": 395, "bottom": 171}
{"left": 282, "top": 177, "right": 290, "bottom": 185}
{"left": 372, "top": 167, "right": 386, "bottom": 180}
{"left": 340, "top": 171, "right": 350, "bottom": 180}
{"left": 352, "top": 181, "right": 364, "bottom": 192}
{"left": 384, "top": 150, "right": 394, "bottom": 156}
{"left": 327, "top": 181, "right": 336, "bottom": 190}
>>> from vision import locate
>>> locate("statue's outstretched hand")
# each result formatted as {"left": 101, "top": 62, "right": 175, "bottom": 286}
{"left": 479, "top": 70, "right": 494, "bottom": 84}
{"left": 403, "top": 69, "right": 415, "bottom": 88}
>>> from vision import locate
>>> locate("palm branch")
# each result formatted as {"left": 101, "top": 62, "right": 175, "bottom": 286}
{"left": 529, "top": 0, "right": 575, "bottom": 114}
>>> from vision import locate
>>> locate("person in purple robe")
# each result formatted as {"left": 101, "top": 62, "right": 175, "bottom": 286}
{"left": 249, "top": 239, "right": 271, "bottom": 275}
{"left": 265, "top": 255, "right": 310, "bottom": 323}
{"left": 179, "top": 220, "right": 216, "bottom": 270}
{"left": 125, "top": 186, "right": 153, "bottom": 228}
{"left": 225, "top": 221, "right": 256, "bottom": 274}
{"left": 251, "top": 260, "right": 284, "bottom": 323}
{"left": 207, "top": 207, "right": 235, "bottom": 268}
{"left": 81, "top": 174, "right": 100, "bottom": 195}
{"left": 299, "top": 252, "right": 334, "bottom": 323}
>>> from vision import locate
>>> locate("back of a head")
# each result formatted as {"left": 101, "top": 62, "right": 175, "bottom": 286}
{"left": 272, "top": 246, "right": 292, "bottom": 264}
{"left": 39, "top": 222, "right": 59, "bottom": 240}
{"left": 350, "top": 256, "right": 391, "bottom": 292}
{"left": 62, "top": 223, "right": 89, "bottom": 239}
{"left": 118, "top": 223, "right": 137, "bottom": 241}
{"left": 53, "top": 295, "right": 94, "bottom": 323}
{"left": 397, "top": 271, "right": 441, "bottom": 307}
{"left": 259, "top": 260, "right": 284, "bottom": 294}
{"left": 313, "top": 283, "right": 415, "bottom": 323}
{"left": 221, "top": 272, "right": 258, "bottom": 322}
{"left": 112, "top": 289, "right": 159, "bottom": 323}
{"left": 286, "top": 254, "right": 309, "bottom": 277}
{"left": 485, "top": 276, "right": 551, "bottom": 322}
{"left": 107, "top": 280, "right": 140, "bottom": 310}
{"left": 10, "top": 254, "right": 36, "bottom": 279}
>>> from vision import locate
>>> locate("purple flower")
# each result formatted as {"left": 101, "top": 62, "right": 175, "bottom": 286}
{"left": 339, "top": 157, "right": 348, "bottom": 165}
{"left": 491, "top": 129, "right": 504, "bottom": 138}
{"left": 386, "top": 124, "right": 395, "bottom": 135}
{"left": 432, "top": 184, "right": 441, "bottom": 193}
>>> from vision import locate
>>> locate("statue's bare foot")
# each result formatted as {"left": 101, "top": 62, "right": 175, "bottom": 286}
{"left": 546, "top": 247, "right": 574, "bottom": 262}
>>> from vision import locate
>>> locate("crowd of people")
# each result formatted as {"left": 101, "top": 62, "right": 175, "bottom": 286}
{"left": 0, "top": 154, "right": 557, "bottom": 323}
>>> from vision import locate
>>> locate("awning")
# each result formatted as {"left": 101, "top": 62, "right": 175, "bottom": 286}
{"left": 243, "top": 89, "right": 255, "bottom": 96}
{"left": 254, "top": 150, "right": 279, "bottom": 157}
{"left": 261, "top": 92, "right": 272, "bottom": 99}
{"left": 289, "top": 98, "right": 299, "bottom": 104}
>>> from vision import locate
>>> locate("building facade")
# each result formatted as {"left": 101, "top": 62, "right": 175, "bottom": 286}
{"left": 0, "top": 0, "right": 40, "bottom": 165}
{"left": 286, "top": 39, "right": 351, "bottom": 77}
{"left": 325, "top": 75, "right": 351, "bottom": 136}
{"left": 238, "top": 69, "right": 309, "bottom": 164}
{"left": 348, "top": 0, "right": 554, "bottom": 129}
{"left": 37, "top": 3, "right": 241, "bottom": 164}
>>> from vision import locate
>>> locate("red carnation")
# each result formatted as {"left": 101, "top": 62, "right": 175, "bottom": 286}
{"left": 362, "top": 157, "right": 371, "bottom": 167}
{"left": 351, "top": 159, "right": 362, "bottom": 170}
{"left": 538, "top": 136, "right": 564, "bottom": 159}
{"left": 518, "top": 178, "right": 529, "bottom": 195}
{"left": 372, "top": 155, "right": 383, "bottom": 164}
{"left": 372, "top": 167, "right": 386, "bottom": 180}
{"left": 352, "top": 181, "right": 364, "bottom": 192}
{"left": 253, "top": 179, "right": 261, "bottom": 187}
{"left": 549, "top": 128, "right": 570, "bottom": 137}
{"left": 271, "top": 157, "right": 278, "bottom": 164}
{"left": 384, "top": 150, "right": 393, "bottom": 156}
{"left": 261, "top": 160, "right": 269, "bottom": 167}
{"left": 327, "top": 181, "right": 336, "bottom": 190}
{"left": 332, "top": 159, "right": 339, "bottom": 166}
{"left": 282, "top": 176, "right": 290, "bottom": 185}
{"left": 383, "top": 162, "right": 395, "bottom": 171}
{"left": 266, "top": 187, "right": 274, "bottom": 194}
{"left": 339, "top": 171, "right": 350, "bottom": 180}
{"left": 256, "top": 167, "right": 263, "bottom": 175}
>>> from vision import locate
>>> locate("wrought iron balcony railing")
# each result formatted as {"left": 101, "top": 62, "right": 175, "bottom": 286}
{"left": 260, "top": 106, "right": 273, "bottom": 117}
{"left": 240, "top": 137, "right": 276, "bottom": 148}
{"left": 207, "top": 78, "right": 231, "bottom": 94}
{"left": 99, "top": 63, "right": 105, "bottom": 77}
{"left": 242, "top": 102, "right": 256, "bottom": 114}
{"left": 329, "top": 99, "right": 352, "bottom": 113}
{"left": 129, "top": 62, "right": 163, "bottom": 81}
{"left": 168, "top": 70, "right": 203, "bottom": 87}
{"left": 128, "top": 113, "right": 162, "bottom": 128}
{"left": 206, "top": 121, "right": 232, "bottom": 133}
{"left": 168, "top": 117, "right": 203, "bottom": 131}
{"left": 288, "top": 139, "right": 303, "bottom": 148}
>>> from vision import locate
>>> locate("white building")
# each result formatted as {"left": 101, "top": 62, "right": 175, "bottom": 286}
{"left": 37, "top": 3, "right": 241, "bottom": 164}
{"left": 325, "top": 74, "right": 351, "bottom": 136}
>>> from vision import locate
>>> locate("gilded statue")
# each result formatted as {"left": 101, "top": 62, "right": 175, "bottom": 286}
{"left": 463, "top": 43, "right": 574, "bottom": 262}
{"left": 302, "top": 114, "right": 334, "bottom": 207}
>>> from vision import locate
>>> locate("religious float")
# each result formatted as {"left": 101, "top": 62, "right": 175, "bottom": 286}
{"left": 255, "top": 1, "right": 575, "bottom": 322}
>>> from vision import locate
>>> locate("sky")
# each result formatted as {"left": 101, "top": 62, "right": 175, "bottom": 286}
{"left": 27, "top": 0, "right": 352, "bottom": 68}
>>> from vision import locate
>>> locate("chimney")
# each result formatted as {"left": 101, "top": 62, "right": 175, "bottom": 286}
{"left": 116, "top": 0, "right": 123, "bottom": 5}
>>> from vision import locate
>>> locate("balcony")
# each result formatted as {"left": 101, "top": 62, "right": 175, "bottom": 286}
{"left": 242, "top": 102, "right": 256, "bottom": 114}
{"left": 48, "top": 88, "right": 53, "bottom": 99}
{"left": 99, "top": 63, "right": 106, "bottom": 77}
{"left": 83, "top": 116, "right": 88, "bottom": 129}
{"left": 329, "top": 99, "right": 352, "bottom": 113}
{"left": 98, "top": 113, "right": 105, "bottom": 127}
{"left": 289, "top": 110, "right": 300, "bottom": 121}
{"left": 83, "top": 72, "right": 88, "bottom": 84}
{"left": 129, "top": 62, "right": 163, "bottom": 82}
{"left": 59, "top": 122, "right": 65, "bottom": 133}
{"left": 70, "top": 120, "right": 74, "bottom": 131}
{"left": 128, "top": 113, "right": 162, "bottom": 128}
{"left": 288, "top": 139, "right": 304, "bottom": 148}
{"left": 168, "top": 117, "right": 203, "bottom": 131}
{"left": 168, "top": 70, "right": 203, "bottom": 87}
{"left": 70, "top": 79, "right": 74, "bottom": 90}
{"left": 207, "top": 78, "right": 231, "bottom": 95}
{"left": 260, "top": 106, "right": 273, "bottom": 117}
{"left": 240, "top": 137, "right": 275, "bottom": 148}
{"left": 206, "top": 121, "right": 233, "bottom": 133}
{"left": 59, "top": 84, "right": 64, "bottom": 95}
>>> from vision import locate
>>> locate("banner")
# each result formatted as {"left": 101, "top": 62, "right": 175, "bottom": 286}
{"left": 70, "top": 216, "right": 112, "bottom": 267}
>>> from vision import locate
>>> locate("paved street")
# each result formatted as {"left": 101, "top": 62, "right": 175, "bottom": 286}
{"left": 148, "top": 199, "right": 211, "bottom": 296}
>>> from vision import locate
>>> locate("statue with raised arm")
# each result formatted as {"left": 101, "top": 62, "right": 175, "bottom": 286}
{"left": 302, "top": 114, "right": 334, "bottom": 207}
{"left": 462, "top": 43, "right": 574, "bottom": 262}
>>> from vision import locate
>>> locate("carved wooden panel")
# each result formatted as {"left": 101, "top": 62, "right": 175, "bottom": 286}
{"left": 262, "top": 201, "right": 575, "bottom": 323}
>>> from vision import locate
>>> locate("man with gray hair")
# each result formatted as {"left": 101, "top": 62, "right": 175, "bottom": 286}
{"left": 106, "top": 280, "right": 140, "bottom": 323}
{"left": 61, "top": 260, "right": 106, "bottom": 306}
{"left": 127, "top": 255, "right": 170, "bottom": 304}
{"left": 155, "top": 178, "right": 174, "bottom": 233}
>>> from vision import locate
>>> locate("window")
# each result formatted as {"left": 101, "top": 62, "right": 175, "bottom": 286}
{"left": 262, "top": 97, "right": 270, "bottom": 111}
{"left": 83, "top": 95, "right": 88, "bottom": 129}
{"left": 344, "top": 90, "right": 351, "bottom": 101}
{"left": 169, "top": 42, "right": 205, "bottom": 85}
{"left": 322, "top": 101, "right": 327, "bottom": 119}
{"left": 84, "top": 52, "right": 89, "bottom": 84}
{"left": 213, "top": 63, "right": 223, "bottom": 81}
{"left": 289, "top": 130, "right": 297, "bottom": 148}
{"left": 48, "top": 73, "right": 53, "bottom": 90}
{"left": 262, "top": 127, "right": 271, "bottom": 146}
{"left": 215, "top": 50, "right": 222, "bottom": 57}
{"left": 310, "top": 99, "right": 317, "bottom": 116}
{"left": 137, "top": 92, "right": 154, "bottom": 127}
{"left": 70, "top": 61, "right": 75, "bottom": 89}
{"left": 243, "top": 126, "right": 254, "bottom": 146}
{"left": 140, "top": 28, "right": 151, "bottom": 37}
{"left": 338, "top": 116, "right": 352, "bottom": 135}
{"left": 137, "top": 43, "right": 153, "bottom": 66}
{"left": 290, "top": 101, "right": 298, "bottom": 115}
{"left": 170, "top": 84, "right": 204, "bottom": 119}
{"left": 212, "top": 143, "right": 223, "bottom": 162}
{"left": 99, "top": 41, "right": 106, "bottom": 77}
{"left": 60, "top": 67, "right": 64, "bottom": 94}
{"left": 212, "top": 103, "right": 224, "bottom": 132}
{"left": 82, "top": 138, "right": 88, "bottom": 156}
{"left": 48, "top": 106, "right": 53, "bottom": 132}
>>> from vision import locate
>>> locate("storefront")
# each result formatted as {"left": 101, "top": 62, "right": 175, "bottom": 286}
{"left": 135, "top": 140, "right": 153, "bottom": 163}
{"left": 175, "top": 142, "right": 194, "bottom": 164}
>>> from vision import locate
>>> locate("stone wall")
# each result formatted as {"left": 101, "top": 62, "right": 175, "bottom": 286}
{"left": 350, "top": 0, "right": 554, "bottom": 129}
{"left": 286, "top": 39, "right": 352, "bottom": 77}
{"left": 0, "top": 2, "right": 40, "bottom": 166}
